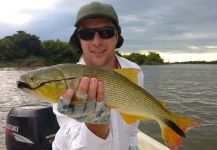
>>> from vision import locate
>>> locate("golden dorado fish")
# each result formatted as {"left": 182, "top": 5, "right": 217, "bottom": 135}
{"left": 17, "top": 63, "right": 200, "bottom": 150}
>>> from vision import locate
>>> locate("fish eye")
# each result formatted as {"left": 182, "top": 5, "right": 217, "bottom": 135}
{"left": 29, "top": 76, "right": 35, "bottom": 82}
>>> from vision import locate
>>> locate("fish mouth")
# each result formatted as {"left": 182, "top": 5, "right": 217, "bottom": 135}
{"left": 17, "top": 81, "right": 42, "bottom": 100}
{"left": 17, "top": 81, "right": 34, "bottom": 90}
{"left": 17, "top": 77, "right": 77, "bottom": 90}
{"left": 17, "top": 80, "right": 47, "bottom": 90}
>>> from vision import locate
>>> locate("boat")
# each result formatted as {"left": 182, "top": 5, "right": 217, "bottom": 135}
{"left": 5, "top": 104, "right": 169, "bottom": 150}
{"left": 137, "top": 131, "right": 170, "bottom": 150}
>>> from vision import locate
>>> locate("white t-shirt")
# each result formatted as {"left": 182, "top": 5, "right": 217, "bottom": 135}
{"left": 52, "top": 55, "right": 144, "bottom": 150}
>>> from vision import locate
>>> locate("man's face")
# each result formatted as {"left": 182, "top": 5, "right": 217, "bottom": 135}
{"left": 78, "top": 18, "right": 118, "bottom": 69}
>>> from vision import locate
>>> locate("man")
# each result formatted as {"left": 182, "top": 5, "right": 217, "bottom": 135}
{"left": 52, "top": 1, "right": 144, "bottom": 150}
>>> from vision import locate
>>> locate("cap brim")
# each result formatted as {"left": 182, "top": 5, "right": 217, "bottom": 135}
{"left": 116, "top": 35, "right": 124, "bottom": 48}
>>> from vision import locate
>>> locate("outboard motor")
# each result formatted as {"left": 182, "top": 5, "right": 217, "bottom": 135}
{"left": 5, "top": 105, "right": 59, "bottom": 150}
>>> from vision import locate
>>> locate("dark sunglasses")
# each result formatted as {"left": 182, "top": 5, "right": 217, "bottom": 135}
{"left": 77, "top": 26, "right": 116, "bottom": 41}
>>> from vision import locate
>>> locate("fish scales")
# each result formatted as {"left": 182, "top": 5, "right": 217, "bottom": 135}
{"left": 55, "top": 64, "right": 150, "bottom": 115}
{"left": 59, "top": 64, "right": 168, "bottom": 119}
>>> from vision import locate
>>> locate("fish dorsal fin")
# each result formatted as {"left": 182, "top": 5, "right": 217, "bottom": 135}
{"left": 120, "top": 112, "right": 151, "bottom": 124}
{"left": 113, "top": 68, "right": 140, "bottom": 84}
{"left": 159, "top": 100, "right": 167, "bottom": 107}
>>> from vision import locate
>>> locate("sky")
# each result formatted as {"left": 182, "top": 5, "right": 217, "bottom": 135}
{"left": 0, "top": 0, "right": 217, "bottom": 62}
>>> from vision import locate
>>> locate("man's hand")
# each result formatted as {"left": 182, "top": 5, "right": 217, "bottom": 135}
{"left": 57, "top": 77, "right": 110, "bottom": 139}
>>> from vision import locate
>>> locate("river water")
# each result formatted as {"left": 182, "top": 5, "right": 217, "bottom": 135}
{"left": 0, "top": 64, "right": 217, "bottom": 150}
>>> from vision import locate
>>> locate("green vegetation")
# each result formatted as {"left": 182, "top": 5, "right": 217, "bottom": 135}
{"left": 0, "top": 31, "right": 81, "bottom": 67}
{"left": 42, "top": 40, "right": 80, "bottom": 65}
{"left": 119, "top": 52, "right": 164, "bottom": 65}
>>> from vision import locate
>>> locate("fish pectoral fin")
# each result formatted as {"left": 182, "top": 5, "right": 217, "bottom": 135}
{"left": 120, "top": 112, "right": 150, "bottom": 124}
{"left": 113, "top": 68, "right": 140, "bottom": 84}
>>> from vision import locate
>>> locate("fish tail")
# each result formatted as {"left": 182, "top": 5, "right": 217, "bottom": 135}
{"left": 159, "top": 115, "right": 200, "bottom": 150}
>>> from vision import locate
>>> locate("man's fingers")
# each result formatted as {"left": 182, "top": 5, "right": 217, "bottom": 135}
{"left": 61, "top": 88, "right": 74, "bottom": 99}
{"left": 97, "top": 81, "right": 104, "bottom": 102}
{"left": 77, "top": 77, "right": 90, "bottom": 96}
{"left": 87, "top": 78, "right": 97, "bottom": 101}
{"left": 74, "top": 77, "right": 105, "bottom": 103}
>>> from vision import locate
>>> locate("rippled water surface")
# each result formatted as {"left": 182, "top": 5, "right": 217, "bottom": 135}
{"left": 139, "top": 64, "right": 217, "bottom": 150}
{"left": 0, "top": 64, "right": 217, "bottom": 150}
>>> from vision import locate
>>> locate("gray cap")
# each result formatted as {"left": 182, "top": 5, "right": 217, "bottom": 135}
{"left": 69, "top": 1, "right": 124, "bottom": 53}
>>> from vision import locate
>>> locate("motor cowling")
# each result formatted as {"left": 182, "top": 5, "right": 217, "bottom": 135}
{"left": 5, "top": 105, "right": 59, "bottom": 150}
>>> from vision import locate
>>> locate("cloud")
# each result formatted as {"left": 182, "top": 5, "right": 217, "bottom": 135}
{"left": 188, "top": 46, "right": 200, "bottom": 50}
{"left": 159, "top": 52, "right": 217, "bottom": 62}
{"left": 204, "top": 45, "right": 217, "bottom": 49}
{"left": 113, "top": 0, "right": 217, "bottom": 53}
{"left": 0, "top": 0, "right": 59, "bottom": 25}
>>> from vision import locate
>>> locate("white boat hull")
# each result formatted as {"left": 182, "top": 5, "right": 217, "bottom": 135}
{"left": 137, "top": 131, "right": 170, "bottom": 150}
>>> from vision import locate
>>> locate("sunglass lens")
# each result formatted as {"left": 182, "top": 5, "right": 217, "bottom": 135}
{"left": 77, "top": 27, "right": 115, "bottom": 40}
{"left": 98, "top": 27, "right": 115, "bottom": 39}
{"left": 78, "top": 28, "right": 94, "bottom": 40}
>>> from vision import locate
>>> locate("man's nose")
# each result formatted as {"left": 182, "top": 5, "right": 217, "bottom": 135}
{"left": 92, "top": 32, "right": 103, "bottom": 45}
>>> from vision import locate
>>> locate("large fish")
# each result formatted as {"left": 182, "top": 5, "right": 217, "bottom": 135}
{"left": 17, "top": 63, "right": 200, "bottom": 150}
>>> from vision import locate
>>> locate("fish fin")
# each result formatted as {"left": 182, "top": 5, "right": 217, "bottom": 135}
{"left": 113, "top": 68, "right": 140, "bottom": 84}
{"left": 160, "top": 122, "right": 183, "bottom": 150}
{"left": 119, "top": 112, "right": 150, "bottom": 124}
{"left": 120, "top": 101, "right": 166, "bottom": 123}
{"left": 160, "top": 116, "right": 200, "bottom": 150}
{"left": 159, "top": 100, "right": 167, "bottom": 107}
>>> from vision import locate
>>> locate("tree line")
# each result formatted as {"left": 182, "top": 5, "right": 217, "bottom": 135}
{"left": 0, "top": 31, "right": 164, "bottom": 67}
